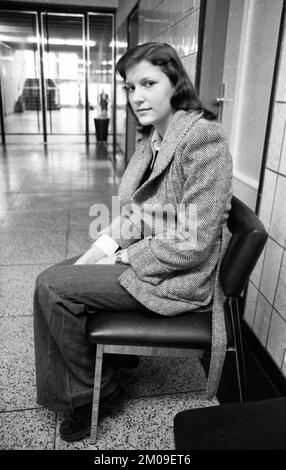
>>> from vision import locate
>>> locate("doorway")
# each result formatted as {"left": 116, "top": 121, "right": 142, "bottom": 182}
{"left": 0, "top": 8, "right": 114, "bottom": 145}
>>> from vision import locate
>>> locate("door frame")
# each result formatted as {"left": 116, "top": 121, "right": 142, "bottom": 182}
{"left": 126, "top": 1, "right": 139, "bottom": 164}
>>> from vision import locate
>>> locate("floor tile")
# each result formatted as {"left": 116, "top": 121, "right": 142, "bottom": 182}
{"left": 117, "top": 355, "right": 206, "bottom": 398}
{"left": 70, "top": 190, "right": 116, "bottom": 210}
{"left": 0, "top": 264, "right": 51, "bottom": 317}
{"left": 11, "top": 192, "right": 71, "bottom": 211}
{"left": 0, "top": 231, "right": 67, "bottom": 265}
{"left": 20, "top": 182, "right": 72, "bottom": 193}
{"left": 0, "top": 191, "right": 19, "bottom": 211}
{"left": 0, "top": 316, "right": 38, "bottom": 411}
{"left": 55, "top": 392, "right": 218, "bottom": 450}
{"left": 69, "top": 207, "right": 95, "bottom": 231}
{"left": 0, "top": 209, "right": 7, "bottom": 222}
{"left": 66, "top": 229, "right": 94, "bottom": 259}
{"left": 0, "top": 209, "right": 69, "bottom": 232}
{"left": 71, "top": 175, "right": 116, "bottom": 191}
{"left": 0, "top": 408, "right": 56, "bottom": 450}
{"left": 0, "top": 177, "right": 26, "bottom": 193}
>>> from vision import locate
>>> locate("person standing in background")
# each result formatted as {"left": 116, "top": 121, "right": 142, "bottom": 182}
{"left": 99, "top": 88, "right": 109, "bottom": 113}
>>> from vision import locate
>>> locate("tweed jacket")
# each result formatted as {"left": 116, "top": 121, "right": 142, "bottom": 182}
{"left": 117, "top": 110, "right": 233, "bottom": 397}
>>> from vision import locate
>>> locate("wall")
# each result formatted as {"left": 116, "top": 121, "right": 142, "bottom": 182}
{"left": 115, "top": 0, "right": 138, "bottom": 33}
{"left": 138, "top": 0, "right": 201, "bottom": 83}
{"left": 244, "top": 10, "right": 286, "bottom": 380}
{"left": 230, "top": 0, "right": 283, "bottom": 210}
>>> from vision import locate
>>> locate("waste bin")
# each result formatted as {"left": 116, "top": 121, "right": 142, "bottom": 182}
{"left": 94, "top": 118, "right": 109, "bottom": 142}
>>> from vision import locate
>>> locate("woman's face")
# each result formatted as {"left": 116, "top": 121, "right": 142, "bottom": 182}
{"left": 125, "top": 60, "right": 175, "bottom": 136}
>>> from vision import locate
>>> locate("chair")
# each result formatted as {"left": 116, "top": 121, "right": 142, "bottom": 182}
{"left": 86, "top": 196, "right": 268, "bottom": 443}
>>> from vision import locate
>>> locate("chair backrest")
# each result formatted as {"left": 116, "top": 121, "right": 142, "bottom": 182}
{"left": 220, "top": 196, "right": 267, "bottom": 297}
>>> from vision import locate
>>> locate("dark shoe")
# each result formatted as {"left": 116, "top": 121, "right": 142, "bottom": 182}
{"left": 59, "top": 386, "right": 120, "bottom": 442}
{"left": 59, "top": 402, "right": 92, "bottom": 442}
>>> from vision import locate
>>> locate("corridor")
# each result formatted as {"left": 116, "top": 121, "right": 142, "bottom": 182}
{"left": 0, "top": 143, "right": 215, "bottom": 450}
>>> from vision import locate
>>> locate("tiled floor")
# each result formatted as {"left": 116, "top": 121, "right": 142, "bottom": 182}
{"left": 0, "top": 143, "right": 217, "bottom": 450}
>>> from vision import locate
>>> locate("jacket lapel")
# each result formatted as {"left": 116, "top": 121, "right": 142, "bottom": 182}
{"left": 118, "top": 110, "right": 202, "bottom": 205}
{"left": 120, "top": 137, "right": 153, "bottom": 199}
{"left": 133, "top": 110, "right": 202, "bottom": 199}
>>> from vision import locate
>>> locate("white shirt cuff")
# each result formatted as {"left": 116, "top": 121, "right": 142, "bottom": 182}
{"left": 92, "top": 234, "right": 119, "bottom": 256}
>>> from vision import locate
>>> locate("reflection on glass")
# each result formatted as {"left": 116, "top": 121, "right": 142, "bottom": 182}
{"left": 42, "top": 13, "right": 85, "bottom": 136}
{"left": 88, "top": 13, "right": 113, "bottom": 143}
{"left": 0, "top": 11, "right": 42, "bottom": 135}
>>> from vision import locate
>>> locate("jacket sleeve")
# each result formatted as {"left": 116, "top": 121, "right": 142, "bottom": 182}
{"left": 126, "top": 122, "right": 232, "bottom": 286}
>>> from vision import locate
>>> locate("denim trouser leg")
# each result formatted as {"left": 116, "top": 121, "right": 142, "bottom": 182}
{"left": 33, "top": 257, "right": 151, "bottom": 411}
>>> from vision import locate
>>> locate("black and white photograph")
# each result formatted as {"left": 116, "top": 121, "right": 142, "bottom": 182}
{"left": 0, "top": 0, "right": 286, "bottom": 455}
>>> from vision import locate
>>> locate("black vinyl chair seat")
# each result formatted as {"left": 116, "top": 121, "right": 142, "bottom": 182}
{"left": 87, "top": 309, "right": 212, "bottom": 349}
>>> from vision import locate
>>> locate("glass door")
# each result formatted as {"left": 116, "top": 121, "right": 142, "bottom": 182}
{"left": 0, "top": 10, "right": 42, "bottom": 144}
{"left": 41, "top": 12, "right": 85, "bottom": 143}
{"left": 0, "top": 8, "right": 115, "bottom": 146}
{"left": 88, "top": 13, "right": 114, "bottom": 145}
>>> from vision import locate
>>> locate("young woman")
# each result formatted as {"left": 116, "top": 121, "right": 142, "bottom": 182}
{"left": 33, "top": 42, "right": 232, "bottom": 442}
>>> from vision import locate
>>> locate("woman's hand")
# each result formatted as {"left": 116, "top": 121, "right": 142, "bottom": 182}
{"left": 119, "top": 249, "right": 129, "bottom": 264}
{"left": 95, "top": 249, "right": 130, "bottom": 265}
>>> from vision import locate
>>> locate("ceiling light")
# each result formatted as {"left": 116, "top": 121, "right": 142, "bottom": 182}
{"left": 27, "top": 37, "right": 96, "bottom": 47}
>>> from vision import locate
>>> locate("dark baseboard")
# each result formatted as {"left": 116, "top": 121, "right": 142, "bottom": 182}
{"left": 215, "top": 321, "right": 286, "bottom": 403}
{"left": 201, "top": 320, "right": 286, "bottom": 403}
{"left": 242, "top": 321, "right": 286, "bottom": 396}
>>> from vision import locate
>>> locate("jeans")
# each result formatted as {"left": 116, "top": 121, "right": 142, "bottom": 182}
{"left": 33, "top": 256, "right": 152, "bottom": 411}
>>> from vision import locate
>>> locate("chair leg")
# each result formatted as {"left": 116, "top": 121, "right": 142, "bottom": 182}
{"left": 229, "top": 297, "right": 246, "bottom": 402}
{"left": 90, "top": 343, "right": 104, "bottom": 444}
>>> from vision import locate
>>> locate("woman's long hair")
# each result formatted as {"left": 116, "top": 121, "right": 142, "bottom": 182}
{"left": 115, "top": 42, "right": 216, "bottom": 135}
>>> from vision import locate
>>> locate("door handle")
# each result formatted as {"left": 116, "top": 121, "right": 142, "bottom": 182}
{"left": 216, "top": 96, "right": 233, "bottom": 103}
